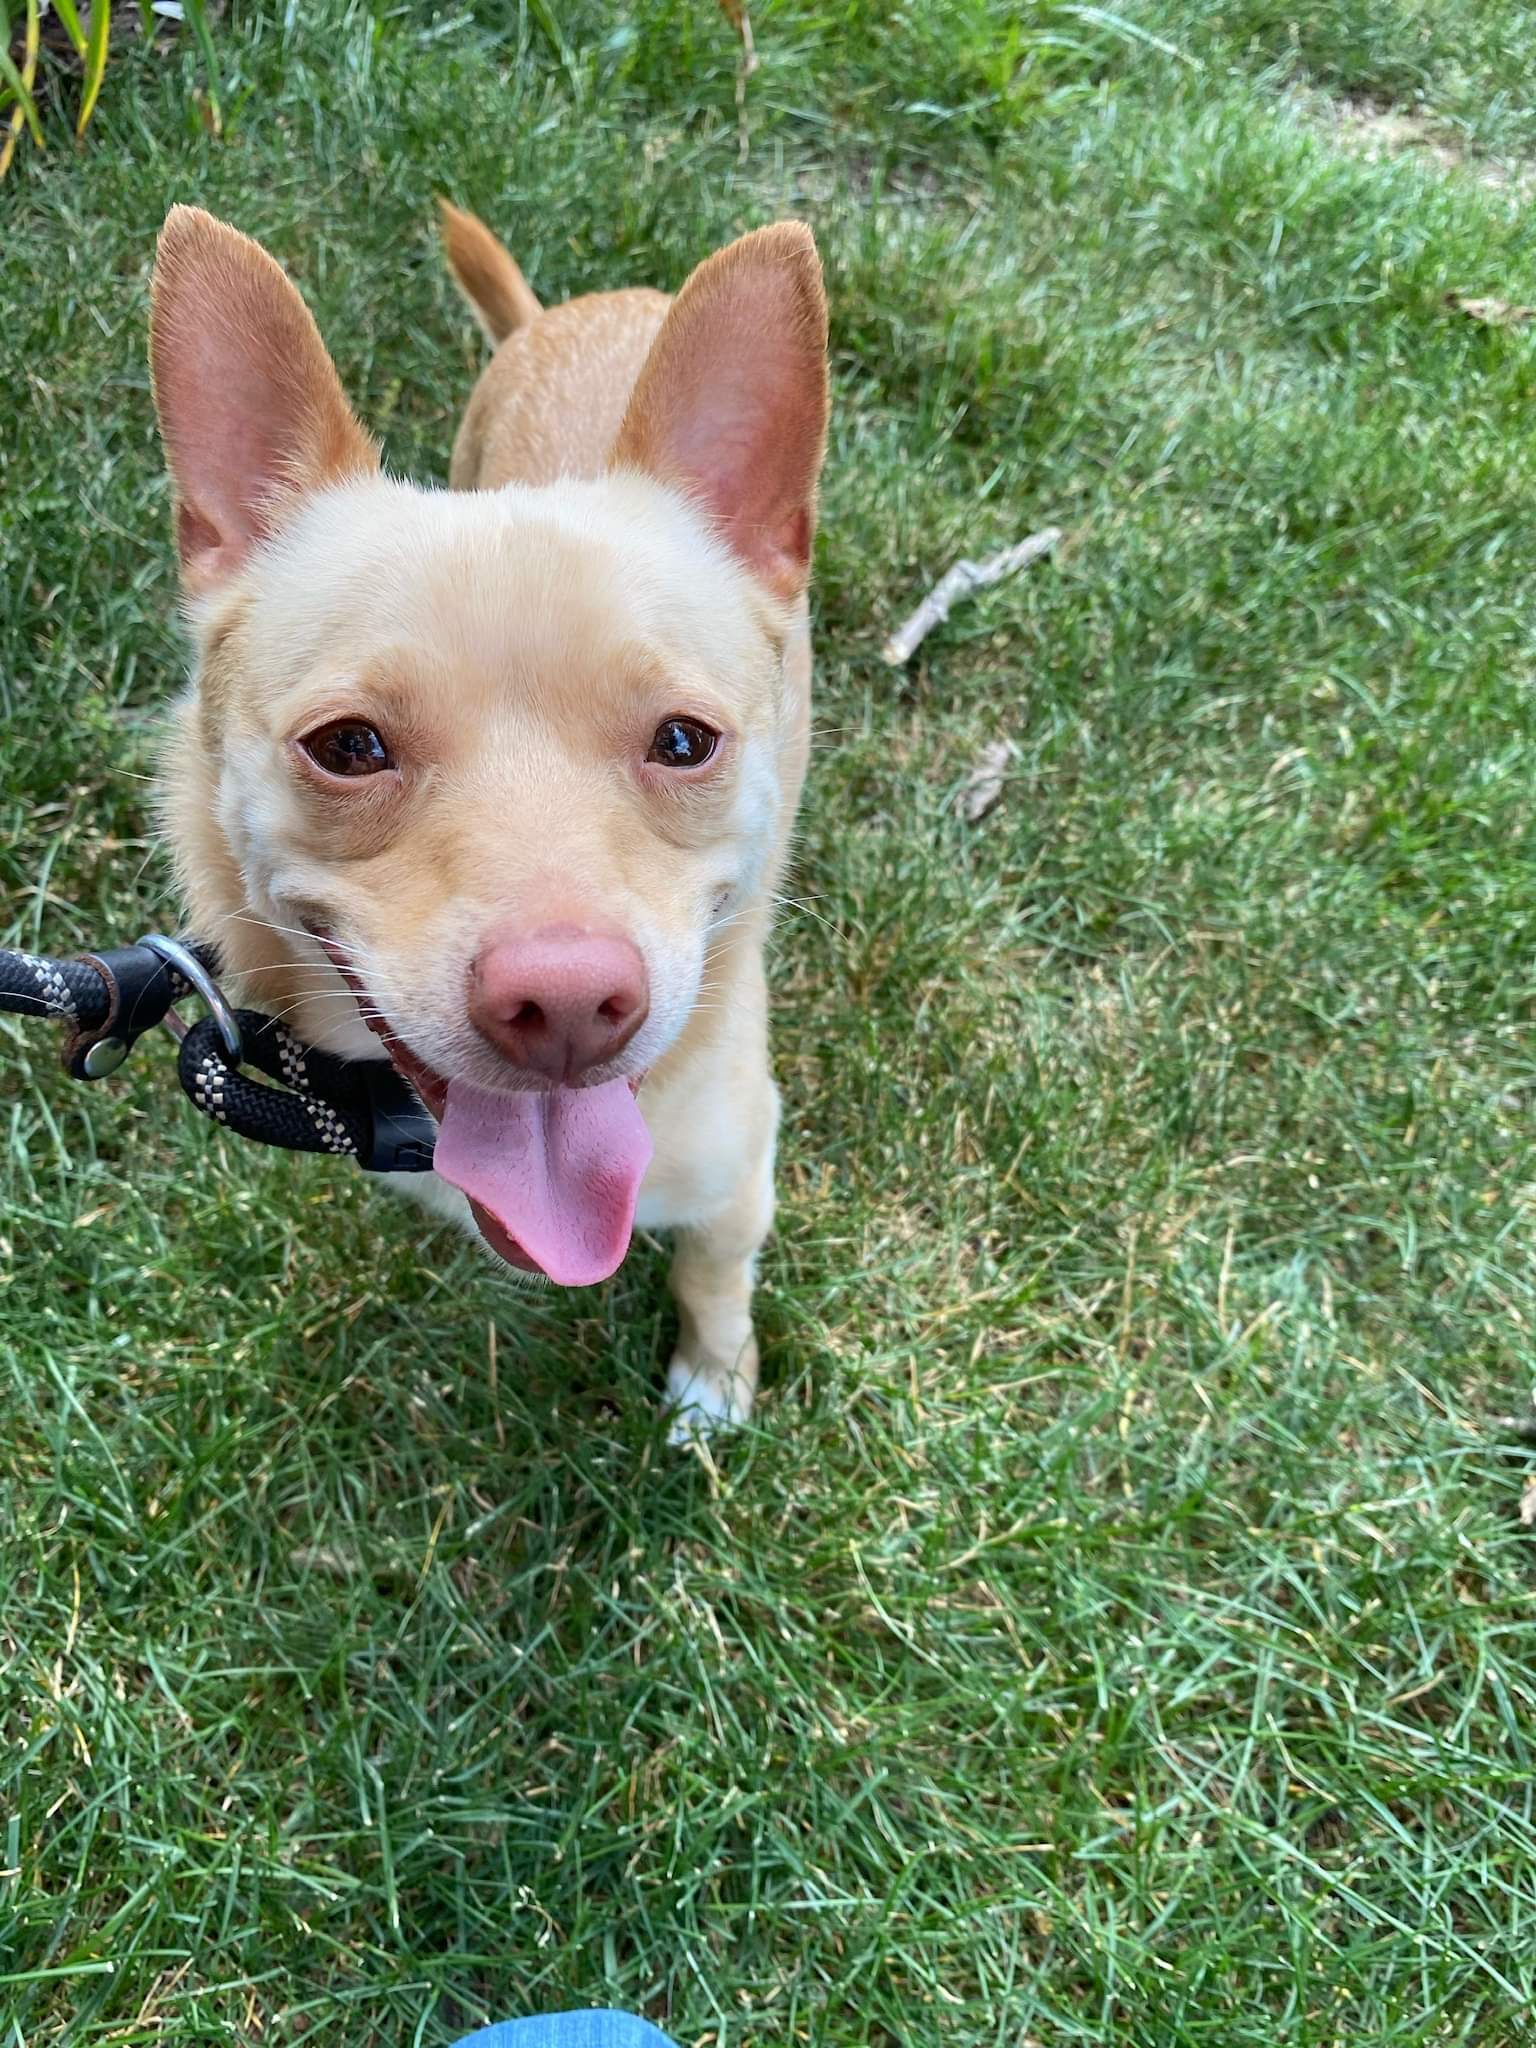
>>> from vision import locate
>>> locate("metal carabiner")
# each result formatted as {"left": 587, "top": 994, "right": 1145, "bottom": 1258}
{"left": 136, "top": 933, "right": 244, "bottom": 1066}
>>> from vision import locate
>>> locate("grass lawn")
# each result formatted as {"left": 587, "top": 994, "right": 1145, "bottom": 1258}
{"left": 6, "top": 2, "right": 1536, "bottom": 2041}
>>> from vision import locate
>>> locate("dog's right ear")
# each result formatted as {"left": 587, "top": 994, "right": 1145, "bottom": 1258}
{"left": 150, "top": 206, "right": 377, "bottom": 595}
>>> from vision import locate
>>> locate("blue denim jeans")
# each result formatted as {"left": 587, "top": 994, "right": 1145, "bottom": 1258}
{"left": 451, "top": 2016, "right": 679, "bottom": 2048}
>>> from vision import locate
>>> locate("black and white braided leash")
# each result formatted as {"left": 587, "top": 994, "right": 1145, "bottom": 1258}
{"left": 0, "top": 936, "right": 436, "bottom": 1175}
{"left": 176, "top": 1008, "right": 436, "bottom": 1170}
{"left": 0, "top": 947, "right": 124, "bottom": 1030}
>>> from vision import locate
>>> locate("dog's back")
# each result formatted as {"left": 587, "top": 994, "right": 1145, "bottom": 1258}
{"left": 438, "top": 200, "right": 671, "bottom": 490}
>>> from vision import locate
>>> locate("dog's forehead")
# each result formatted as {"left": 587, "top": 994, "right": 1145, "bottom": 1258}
{"left": 248, "top": 474, "right": 770, "bottom": 690}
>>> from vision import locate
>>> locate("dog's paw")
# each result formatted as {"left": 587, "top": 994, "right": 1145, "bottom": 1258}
{"left": 665, "top": 1354, "right": 752, "bottom": 1445}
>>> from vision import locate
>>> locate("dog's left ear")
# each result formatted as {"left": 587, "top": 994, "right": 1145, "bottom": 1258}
{"left": 611, "top": 222, "right": 829, "bottom": 602}
{"left": 150, "top": 205, "right": 378, "bottom": 595}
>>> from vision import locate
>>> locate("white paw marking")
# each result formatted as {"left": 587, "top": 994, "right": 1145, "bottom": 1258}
{"left": 665, "top": 1357, "right": 748, "bottom": 1445}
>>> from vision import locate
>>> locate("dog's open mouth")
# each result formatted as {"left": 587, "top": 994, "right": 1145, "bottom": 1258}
{"left": 312, "top": 933, "right": 652, "bottom": 1286}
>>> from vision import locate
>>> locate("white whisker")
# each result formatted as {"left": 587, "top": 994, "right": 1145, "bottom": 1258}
{"left": 260, "top": 994, "right": 381, "bottom": 1024}
{"left": 215, "top": 908, "right": 332, "bottom": 947}
{"left": 768, "top": 890, "right": 845, "bottom": 939}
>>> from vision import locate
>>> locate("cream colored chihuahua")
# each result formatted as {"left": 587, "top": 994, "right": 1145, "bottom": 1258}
{"left": 150, "top": 201, "right": 828, "bottom": 1435}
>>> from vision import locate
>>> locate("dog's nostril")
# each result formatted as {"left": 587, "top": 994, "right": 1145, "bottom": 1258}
{"left": 470, "top": 926, "right": 649, "bottom": 1077}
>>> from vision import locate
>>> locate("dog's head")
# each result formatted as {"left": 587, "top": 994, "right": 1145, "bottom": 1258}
{"left": 150, "top": 207, "right": 827, "bottom": 1283}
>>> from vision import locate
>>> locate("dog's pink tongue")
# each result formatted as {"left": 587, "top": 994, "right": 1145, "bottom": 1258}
{"left": 433, "top": 1080, "right": 652, "bottom": 1286}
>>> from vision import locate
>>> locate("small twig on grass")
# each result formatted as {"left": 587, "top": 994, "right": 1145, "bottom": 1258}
{"left": 881, "top": 526, "right": 1062, "bottom": 666}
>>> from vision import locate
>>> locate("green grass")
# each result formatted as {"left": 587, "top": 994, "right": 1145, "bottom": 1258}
{"left": 5, "top": 2, "right": 1536, "bottom": 2041}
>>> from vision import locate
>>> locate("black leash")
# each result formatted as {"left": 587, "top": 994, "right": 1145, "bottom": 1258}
{"left": 0, "top": 934, "right": 436, "bottom": 1174}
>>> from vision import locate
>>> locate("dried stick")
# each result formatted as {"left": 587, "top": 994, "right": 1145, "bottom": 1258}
{"left": 881, "top": 527, "right": 1063, "bottom": 666}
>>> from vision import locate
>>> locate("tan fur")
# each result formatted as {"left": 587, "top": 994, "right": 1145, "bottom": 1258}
{"left": 437, "top": 198, "right": 544, "bottom": 345}
{"left": 151, "top": 208, "right": 378, "bottom": 590}
{"left": 150, "top": 205, "right": 828, "bottom": 1435}
{"left": 449, "top": 288, "right": 673, "bottom": 490}
{"left": 613, "top": 223, "right": 828, "bottom": 598}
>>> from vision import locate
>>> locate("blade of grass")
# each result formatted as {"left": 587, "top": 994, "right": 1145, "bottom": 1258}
{"left": 77, "top": 0, "right": 112, "bottom": 135}
{"left": 0, "top": 107, "right": 18, "bottom": 176}
{"left": 50, "top": 0, "right": 89, "bottom": 57}
{"left": 181, "top": 0, "right": 221, "bottom": 133}
{"left": 0, "top": 0, "right": 43, "bottom": 173}
{"left": 0, "top": 1961, "right": 118, "bottom": 1986}
{"left": 1063, "top": 3, "right": 1199, "bottom": 66}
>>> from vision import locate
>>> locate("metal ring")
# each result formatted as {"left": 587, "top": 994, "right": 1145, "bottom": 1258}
{"left": 136, "top": 934, "right": 243, "bottom": 1064}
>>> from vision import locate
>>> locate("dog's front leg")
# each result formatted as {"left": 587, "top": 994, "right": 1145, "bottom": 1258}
{"left": 664, "top": 1088, "right": 777, "bottom": 1441}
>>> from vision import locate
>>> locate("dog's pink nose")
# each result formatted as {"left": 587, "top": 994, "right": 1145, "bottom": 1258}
{"left": 469, "top": 925, "right": 649, "bottom": 1082}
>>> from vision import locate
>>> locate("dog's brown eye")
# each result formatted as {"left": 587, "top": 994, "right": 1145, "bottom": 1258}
{"left": 302, "top": 721, "right": 394, "bottom": 778}
{"left": 647, "top": 718, "right": 718, "bottom": 769}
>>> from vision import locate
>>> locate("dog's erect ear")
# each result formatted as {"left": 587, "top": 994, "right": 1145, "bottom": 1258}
{"left": 150, "top": 205, "right": 378, "bottom": 595}
{"left": 611, "top": 221, "right": 829, "bottom": 602}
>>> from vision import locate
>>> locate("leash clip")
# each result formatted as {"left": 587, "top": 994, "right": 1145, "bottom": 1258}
{"left": 4, "top": 930, "right": 435, "bottom": 1174}
{"left": 137, "top": 934, "right": 243, "bottom": 1065}
{"left": 62, "top": 932, "right": 237, "bottom": 1082}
